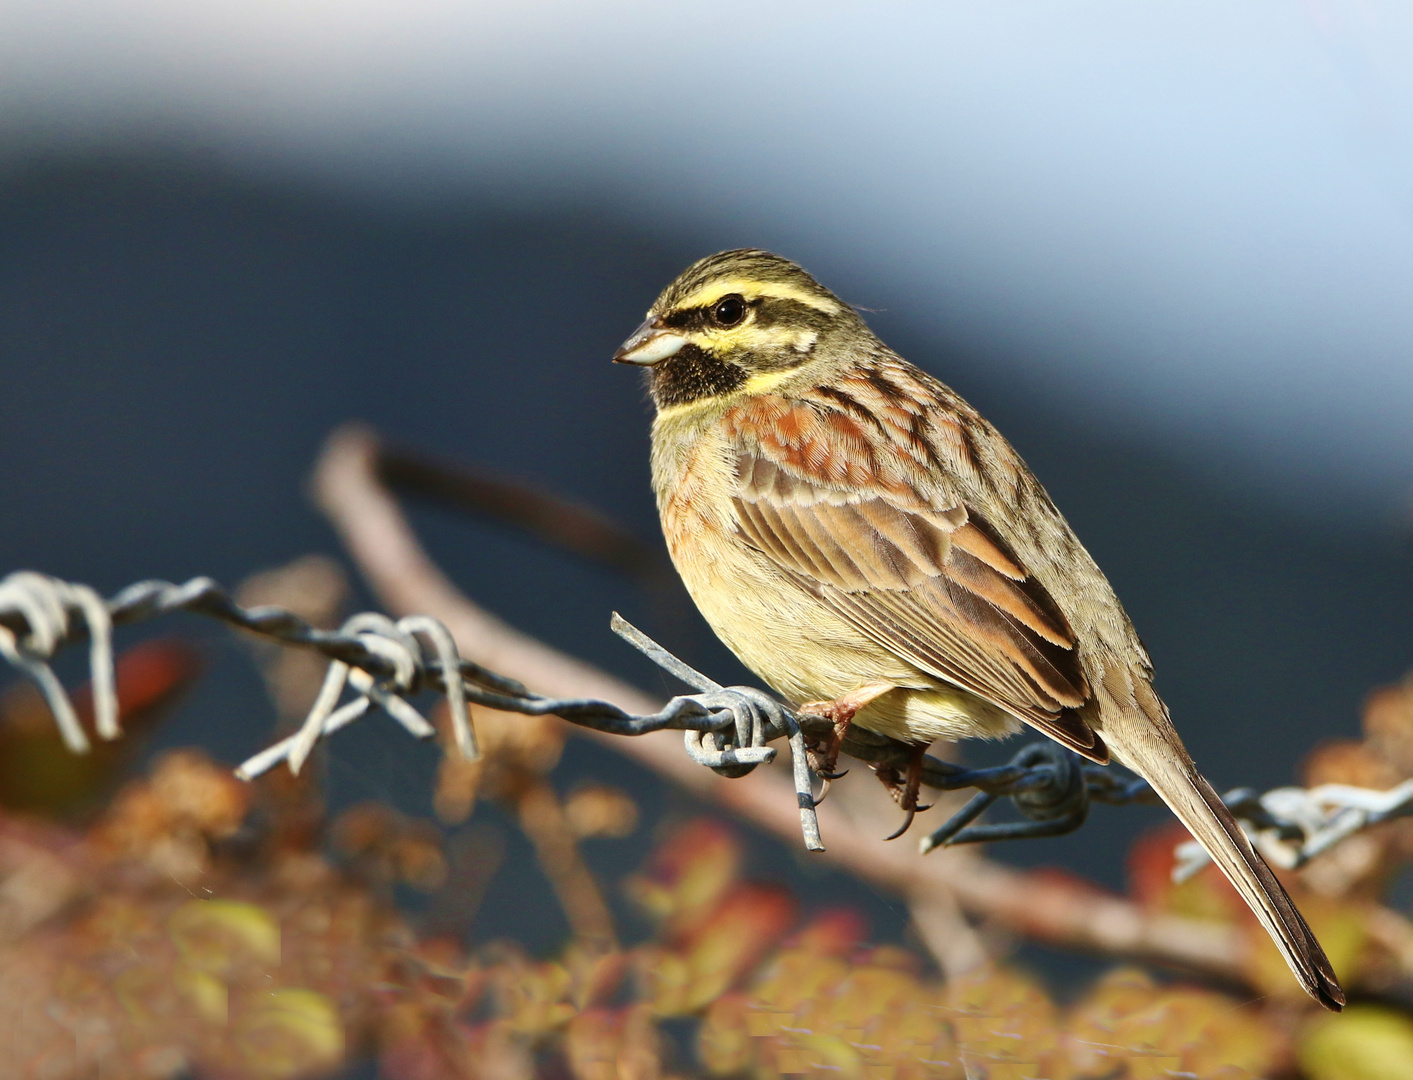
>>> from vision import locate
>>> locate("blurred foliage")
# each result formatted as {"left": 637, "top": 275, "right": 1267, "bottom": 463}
{"left": 0, "top": 638, "right": 200, "bottom": 817}
{"left": 4, "top": 562, "right": 1413, "bottom": 1077}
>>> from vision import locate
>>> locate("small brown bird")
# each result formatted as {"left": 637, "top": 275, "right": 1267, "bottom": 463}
{"left": 614, "top": 249, "right": 1343, "bottom": 1010}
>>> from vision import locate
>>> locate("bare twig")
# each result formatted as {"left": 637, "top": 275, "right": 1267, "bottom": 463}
{"left": 310, "top": 424, "right": 1248, "bottom": 983}
{"left": 515, "top": 779, "right": 618, "bottom": 946}
{"left": 377, "top": 442, "right": 669, "bottom": 584}
{"left": 0, "top": 571, "right": 1240, "bottom": 983}
{"left": 3, "top": 421, "right": 1401, "bottom": 988}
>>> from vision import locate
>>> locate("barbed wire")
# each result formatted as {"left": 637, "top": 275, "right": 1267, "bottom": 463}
{"left": 1, "top": 569, "right": 1410, "bottom": 868}
{"left": 1174, "top": 778, "right": 1413, "bottom": 881}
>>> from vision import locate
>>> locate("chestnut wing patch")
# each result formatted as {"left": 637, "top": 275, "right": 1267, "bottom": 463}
{"left": 733, "top": 452, "right": 1103, "bottom": 761}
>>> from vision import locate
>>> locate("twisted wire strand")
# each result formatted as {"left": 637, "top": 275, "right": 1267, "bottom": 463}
{"left": 1, "top": 570, "right": 1409, "bottom": 868}
{"left": 0, "top": 572, "right": 117, "bottom": 752}
{"left": 1174, "top": 777, "right": 1413, "bottom": 880}
{"left": 0, "top": 572, "right": 478, "bottom": 770}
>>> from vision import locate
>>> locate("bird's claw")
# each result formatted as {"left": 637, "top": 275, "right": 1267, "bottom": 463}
{"left": 884, "top": 807, "right": 916, "bottom": 842}
{"left": 873, "top": 740, "right": 931, "bottom": 839}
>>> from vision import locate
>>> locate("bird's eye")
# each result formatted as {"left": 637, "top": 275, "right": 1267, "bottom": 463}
{"left": 711, "top": 295, "right": 747, "bottom": 327}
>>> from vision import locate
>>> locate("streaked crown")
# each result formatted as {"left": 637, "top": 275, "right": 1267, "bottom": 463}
{"left": 653, "top": 249, "right": 844, "bottom": 319}
{"left": 614, "top": 249, "right": 862, "bottom": 411}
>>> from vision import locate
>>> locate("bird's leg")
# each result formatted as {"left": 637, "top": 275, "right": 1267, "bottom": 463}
{"left": 875, "top": 741, "right": 933, "bottom": 841}
{"left": 798, "top": 680, "right": 895, "bottom": 782}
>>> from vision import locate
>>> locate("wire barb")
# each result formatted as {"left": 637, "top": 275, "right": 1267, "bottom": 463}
{"left": 0, "top": 572, "right": 118, "bottom": 753}
{"left": 1173, "top": 778, "right": 1413, "bottom": 881}
{"left": 612, "top": 612, "right": 823, "bottom": 851}
{"left": 0, "top": 569, "right": 1402, "bottom": 871}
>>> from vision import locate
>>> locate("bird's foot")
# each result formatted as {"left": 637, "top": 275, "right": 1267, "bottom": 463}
{"left": 874, "top": 741, "right": 932, "bottom": 840}
{"left": 799, "top": 681, "right": 896, "bottom": 782}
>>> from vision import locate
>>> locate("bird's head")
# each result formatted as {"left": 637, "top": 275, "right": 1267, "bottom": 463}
{"left": 613, "top": 249, "right": 865, "bottom": 411}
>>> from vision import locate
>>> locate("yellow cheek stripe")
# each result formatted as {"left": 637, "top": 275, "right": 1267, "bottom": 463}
{"left": 742, "top": 369, "right": 797, "bottom": 395}
{"left": 653, "top": 396, "right": 730, "bottom": 424}
{"left": 681, "top": 323, "right": 816, "bottom": 355}
{"left": 672, "top": 276, "right": 842, "bottom": 316}
{"left": 652, "top": 368, "right": 801, "bottom": 424}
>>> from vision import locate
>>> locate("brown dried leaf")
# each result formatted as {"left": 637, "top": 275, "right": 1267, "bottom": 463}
{"left": 1302, "top": 739, "right": 1403, "bottom": 791}
{"left": 623, "top": 818, "right": 740, "bottom": 940}
{"left": 332, "top": 803, "right": 448, "bottom": 892}
{"left": 0, "top": 639, "right": 201, "bottom": 817}
{"left": 564, "top": 783, "right": 639, "bottom": 840}
{"left": 644, "top": 884, "right": 796, "bottom": 1015}
{"left": 564, "top": 1005, "right": 660, "bottom": 1080}
{"left": 1363, "top": 673, "right": 1413, "bottom": 776}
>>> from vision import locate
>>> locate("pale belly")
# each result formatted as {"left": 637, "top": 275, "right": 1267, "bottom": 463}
{"left": 664, "top": 498, "right": 1020, "bottom": 746}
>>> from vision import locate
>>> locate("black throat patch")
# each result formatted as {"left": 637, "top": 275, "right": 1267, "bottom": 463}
{"left": 648, "top": 343, "right": 748, "bottom": 409}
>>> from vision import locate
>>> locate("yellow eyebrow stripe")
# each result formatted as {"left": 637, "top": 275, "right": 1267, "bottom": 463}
{"left": 672, "top": 276, "right": 842, "bottom": 316}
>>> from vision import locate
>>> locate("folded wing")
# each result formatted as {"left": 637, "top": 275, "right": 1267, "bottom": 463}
{"left": 730, "top": 417, "right": 1104, "bottom": 762}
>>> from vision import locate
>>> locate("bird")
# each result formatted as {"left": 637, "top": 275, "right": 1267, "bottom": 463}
{"left": 612, "top": 248, "right": 1343, "bottom": 1011}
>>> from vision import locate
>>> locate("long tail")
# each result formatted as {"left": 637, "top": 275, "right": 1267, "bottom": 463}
{"left": 1115, "top": 731, "right": 1345, "bottom": 1010}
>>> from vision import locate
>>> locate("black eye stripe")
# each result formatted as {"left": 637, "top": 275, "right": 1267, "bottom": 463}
{"left": 662, "top": 291, "right": 827, "bottom": 331}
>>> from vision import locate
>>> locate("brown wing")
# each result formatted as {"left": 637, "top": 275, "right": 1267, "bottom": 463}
{"left": 725, "top": 383, "right": 1104, "bottom": 762}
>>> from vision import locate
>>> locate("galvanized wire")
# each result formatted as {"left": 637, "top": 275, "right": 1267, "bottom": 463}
{"left": 1, "top": 569, "right": 1409, "bottom": 867}
{"left": 0, "top": 571, "right": 820, "bottom": 849}
{"left": 1174, "top": 778, "right": 1413, "bottom": 879}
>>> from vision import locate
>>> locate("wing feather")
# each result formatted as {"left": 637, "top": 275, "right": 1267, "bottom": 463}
{"left": 726, "top": 388, "right": 1104, "bottom": 761}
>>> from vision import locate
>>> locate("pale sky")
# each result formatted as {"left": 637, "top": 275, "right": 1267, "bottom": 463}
{"left": 3, "top": 1, "right": 1412, "bottom": 523}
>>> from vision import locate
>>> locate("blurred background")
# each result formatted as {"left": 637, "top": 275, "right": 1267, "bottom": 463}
{"left": 1, "top": 0, "right": 1412, "bottom": 974}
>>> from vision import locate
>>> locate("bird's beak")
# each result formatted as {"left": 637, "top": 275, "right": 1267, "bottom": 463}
{"left": 613, "top": 315, "right": 687, "bottom": 366}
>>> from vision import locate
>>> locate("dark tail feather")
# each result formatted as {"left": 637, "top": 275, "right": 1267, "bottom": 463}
{"left": 1125, "top": 743, "right": 1344, "bottom": 1010}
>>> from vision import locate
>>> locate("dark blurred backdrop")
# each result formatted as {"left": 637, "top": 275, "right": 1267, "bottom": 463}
{"left": 2, "top": 2, "right": 1412, "bottom": 982}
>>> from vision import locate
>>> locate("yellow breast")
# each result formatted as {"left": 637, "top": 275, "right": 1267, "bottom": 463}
{"left": 647, "top": 410, "right": 1017, "bottom": 745}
